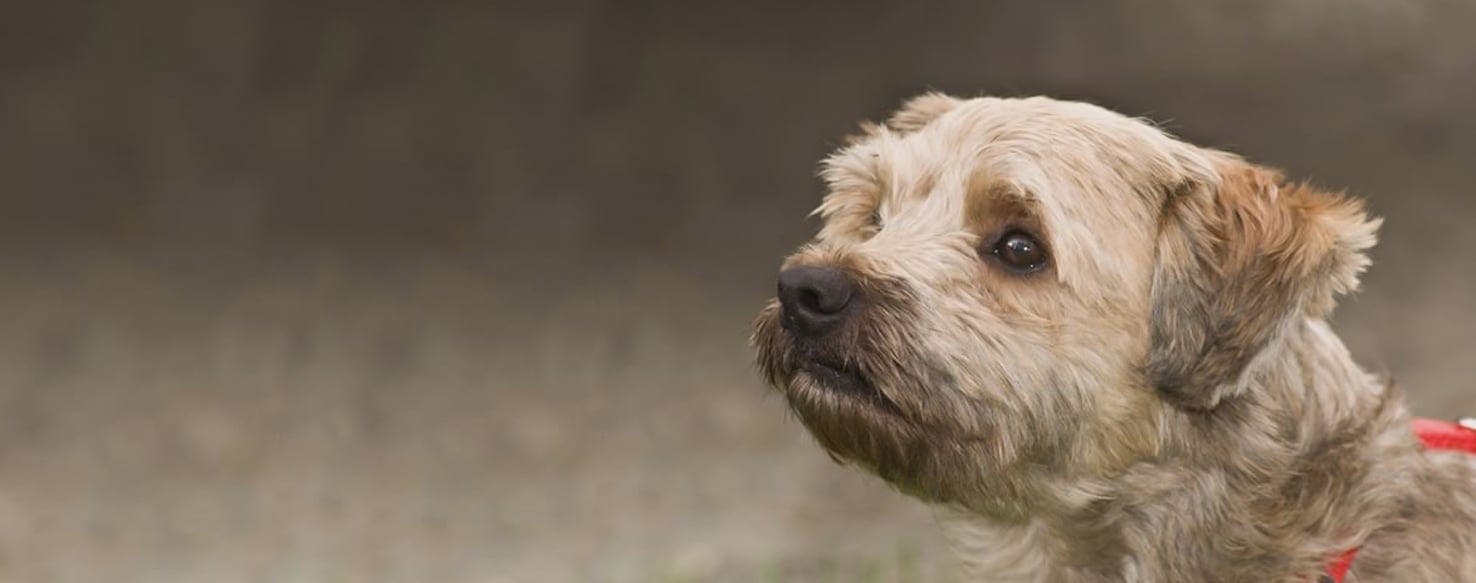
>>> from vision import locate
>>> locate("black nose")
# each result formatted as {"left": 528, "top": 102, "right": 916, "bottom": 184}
{"left": 777, "top": 265, "right": 855, "bottom": 336}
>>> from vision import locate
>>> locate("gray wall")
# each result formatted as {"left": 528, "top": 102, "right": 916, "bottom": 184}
{"left": 2, "top": 1, "right": 1473, "bottom": 580}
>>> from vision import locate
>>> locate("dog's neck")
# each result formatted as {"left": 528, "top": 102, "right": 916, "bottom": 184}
{"left": 941, "top": 317, "right": 1414, "bottom": 581}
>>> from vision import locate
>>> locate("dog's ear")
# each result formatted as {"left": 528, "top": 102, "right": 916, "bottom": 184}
{"left": 1147, "top": 155, "right": 1380, "bottom": 410}
{"left": 886, "top": 92, "right": 962, "bottom": 133}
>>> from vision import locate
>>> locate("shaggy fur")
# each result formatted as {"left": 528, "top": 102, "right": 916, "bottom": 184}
{"left": 751, "top": 94, "right": 1476, "bottom": 581}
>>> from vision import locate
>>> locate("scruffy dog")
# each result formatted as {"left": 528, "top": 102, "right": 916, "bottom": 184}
{"left": 751, "top": 94, "right": 1476, "bottom": 581}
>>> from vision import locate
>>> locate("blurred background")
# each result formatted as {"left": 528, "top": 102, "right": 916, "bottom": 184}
{"left": 2, "top": 1, "right": 1474, "bottom": 581}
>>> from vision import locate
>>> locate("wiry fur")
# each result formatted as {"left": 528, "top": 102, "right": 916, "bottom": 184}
{"left": 751, "top": 94, "right": 1476, "bottom": 581}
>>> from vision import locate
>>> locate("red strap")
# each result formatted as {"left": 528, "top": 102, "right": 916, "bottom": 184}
{"left": 1324, "top": 547, "right": 1358, "bottom": 582}
{"left": 1411, "top": 417, "right": 1476, "bottom": 454}
{"left": 1321, "top": 417, "right": 1476, "bottom": 582}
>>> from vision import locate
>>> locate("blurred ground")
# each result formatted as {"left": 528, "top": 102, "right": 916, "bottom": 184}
{"left": 1, "top": 1, "right": 1474, "bottom": 581}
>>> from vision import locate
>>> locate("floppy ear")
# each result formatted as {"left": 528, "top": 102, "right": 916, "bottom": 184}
{"left": 886, "top": 92, "right": 962, "bottom": 133}
{"left": 1147, "top": 155, "right": 1380, "bottom": 410}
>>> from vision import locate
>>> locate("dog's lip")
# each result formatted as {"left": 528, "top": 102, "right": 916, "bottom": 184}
{"left": 795, "top": 356, "right": 893, "bottom": 405}
{"left": 800, "top": 357, "right": 854, "bottom": 384}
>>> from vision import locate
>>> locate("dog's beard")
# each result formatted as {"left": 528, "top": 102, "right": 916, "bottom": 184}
{"left": 754, "top": 299, "right": 904, "bottom": 416}
{"left": 751, "top": 286, "right": 1001, "bottom": 505}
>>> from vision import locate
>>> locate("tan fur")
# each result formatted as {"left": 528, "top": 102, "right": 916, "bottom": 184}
{"left": 751, "top": 94, "right": 1476, "bottom": 581}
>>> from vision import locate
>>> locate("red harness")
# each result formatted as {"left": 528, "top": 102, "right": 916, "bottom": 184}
{"left": 1321, "top": 417, "right": 1476, "bottom": 582}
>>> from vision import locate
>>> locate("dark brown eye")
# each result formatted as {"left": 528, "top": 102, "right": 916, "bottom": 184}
{"left": 991, "top": 231, "right": 1048, "bottom": 272}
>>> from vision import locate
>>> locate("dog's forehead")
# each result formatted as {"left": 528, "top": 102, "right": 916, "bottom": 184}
{"left": 865, "top": 102, "right": 1154, "bottom": 227}
{"left": 836, "top": 97, "right": 1194, "bottom": 212}
{"left": 929, "top": 97, "right": 1188, "bottom": 195}
{"left": 820, "top": 96, "right": 1207, "bottom": 292}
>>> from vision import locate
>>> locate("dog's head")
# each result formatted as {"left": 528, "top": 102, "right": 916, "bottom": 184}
{"left": 751, "top": 94, "right": 1379, "bottom": 515}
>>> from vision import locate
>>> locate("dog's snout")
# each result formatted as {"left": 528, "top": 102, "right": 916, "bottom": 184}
{"left": 778, "top": 266, "right": 855, "bottom": 336}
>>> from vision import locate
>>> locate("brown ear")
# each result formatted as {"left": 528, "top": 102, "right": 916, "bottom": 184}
{"left": 1147, "top": 156, "right": 1380, "bottom": 410}
{"left": 886, "top": 92, "right": 962, "bottom": 133}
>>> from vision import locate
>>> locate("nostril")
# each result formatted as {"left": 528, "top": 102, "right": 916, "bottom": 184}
{"left": 799, "top": 288, "right": 823, "bottom": 314}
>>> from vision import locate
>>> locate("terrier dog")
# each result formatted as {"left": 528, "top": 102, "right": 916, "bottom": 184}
{"left": 751, "top": 94, "right": 1476, "bottom": 581}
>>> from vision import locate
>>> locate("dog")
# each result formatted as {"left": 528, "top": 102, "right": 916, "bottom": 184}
{"left": 751, "top": 94, "right": 1476, "bottom": 582}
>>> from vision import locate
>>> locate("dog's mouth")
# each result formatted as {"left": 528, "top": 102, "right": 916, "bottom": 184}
{"left": 799, "top": 355, "right": 867, "bottom": 393}
{"left": 794, "top": 353, "right": 902, "bottom": 413}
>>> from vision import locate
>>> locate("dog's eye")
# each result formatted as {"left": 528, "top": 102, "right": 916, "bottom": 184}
{"left": 990, "top": 231, "right": 1048, "bottom": 273}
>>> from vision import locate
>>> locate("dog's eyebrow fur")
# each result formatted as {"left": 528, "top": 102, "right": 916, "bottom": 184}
{"left": 963, "top": 176, "right": 1043, "bottom": 234}
{"left": 900, "top": 169, "right": 940, "bottom": 201}
{"left": 819, "top": 135, "right": 889, "bottom": 202}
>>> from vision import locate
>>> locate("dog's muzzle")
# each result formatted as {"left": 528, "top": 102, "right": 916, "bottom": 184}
{"left": 772, "top": 265, "right": 891, "bottom": 402}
